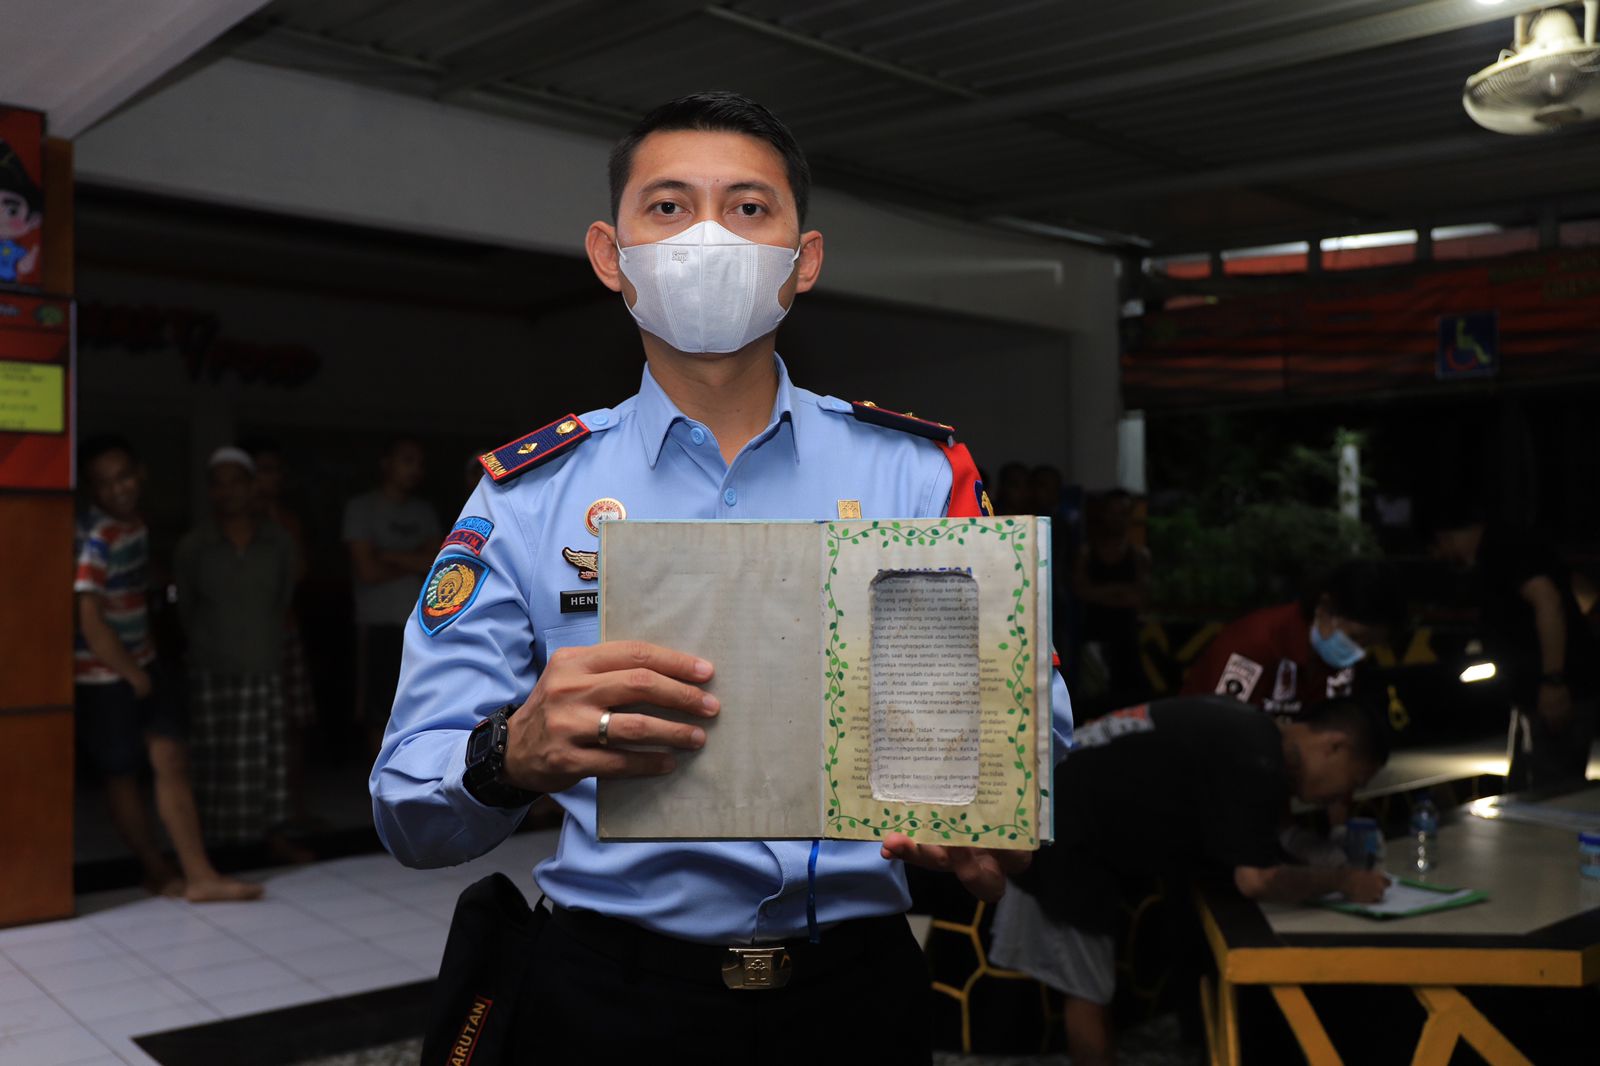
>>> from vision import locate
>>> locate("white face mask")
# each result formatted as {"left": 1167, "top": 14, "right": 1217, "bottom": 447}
{"left": 616, "top": 220, "right": 800, "bottom": 354}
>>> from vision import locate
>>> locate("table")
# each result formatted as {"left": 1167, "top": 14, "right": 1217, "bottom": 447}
{"left": 1354, "top": 734, "right": 1511, "bottom": 800}
{"left": 1198, "top": 785, "right": 1600, "bottom": 1065}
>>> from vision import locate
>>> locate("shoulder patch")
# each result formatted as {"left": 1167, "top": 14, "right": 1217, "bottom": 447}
{"left": 480, "top": 415, "right": 590, "bottom": 483}
{"left": 848, "top": 401, "right": 956, "bottom": 445}
{"left": 940, "top": 441, "right": 993, "bottom": 517}
{"left": 441, "top": 516, "right": 493, "bottom": 556}
{"left": 418, "top": 554, "right": 489, "bottom": 635}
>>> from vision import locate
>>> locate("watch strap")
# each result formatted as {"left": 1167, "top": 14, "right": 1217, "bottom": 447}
{"left": 463, "top": 705, "right": 541, "bottom": 809}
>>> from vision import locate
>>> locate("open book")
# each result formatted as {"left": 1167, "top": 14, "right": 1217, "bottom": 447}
{"left": 596, "top": 517, "right": 1053, "bottom": 850}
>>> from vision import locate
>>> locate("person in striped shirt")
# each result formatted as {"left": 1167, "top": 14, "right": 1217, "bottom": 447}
{"left": 75, "top": 435, "right": 261, "bottom": 902}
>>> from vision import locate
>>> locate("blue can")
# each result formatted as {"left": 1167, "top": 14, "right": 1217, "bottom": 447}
{"left": 1344, "top": 817, "right": 1385, "bottom": 870}
{"left": 1580, "top": 831, "right": 1600, "bottom": 880}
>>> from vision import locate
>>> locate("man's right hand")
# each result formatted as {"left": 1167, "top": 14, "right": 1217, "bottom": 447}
{"left": 503, "top": 640, "right": 719, "bottom": 794}
{"left": 1338, "top": 868, "right": 1390, "bottom": 903}
{"left": 129, "top": 669, "right": 154, "bottom": 700}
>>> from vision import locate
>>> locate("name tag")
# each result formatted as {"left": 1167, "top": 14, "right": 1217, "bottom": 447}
{"left": 560, "top": 590, "right": 597, "bottom": 614}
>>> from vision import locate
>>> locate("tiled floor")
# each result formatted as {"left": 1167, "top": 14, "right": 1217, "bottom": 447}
{"left": 0, "top": 831, "right": 559, "bottom": 1065}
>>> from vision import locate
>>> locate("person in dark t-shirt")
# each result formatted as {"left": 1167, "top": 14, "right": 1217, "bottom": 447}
{"left": 1433, "top": 515, "right": 1597, "bottom": 791}
{"left": 990, "top": 696, "right": 1390, "bottom": 1066}
{"left": 1074, "top": 489, "right": 1152, "bottom": 713}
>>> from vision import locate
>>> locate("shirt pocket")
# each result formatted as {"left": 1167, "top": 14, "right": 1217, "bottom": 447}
{"left": 538, "top": 619, "right": 599, "bottom": 668}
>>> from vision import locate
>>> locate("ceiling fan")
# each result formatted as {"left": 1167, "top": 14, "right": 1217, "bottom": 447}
{"left": 1463, "top": 1, "right": 1600, "bottom": 133}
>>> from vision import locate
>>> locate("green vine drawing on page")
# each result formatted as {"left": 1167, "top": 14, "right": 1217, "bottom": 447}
{"left": 822, "top": 518, "right": 1036, "bottom": 845}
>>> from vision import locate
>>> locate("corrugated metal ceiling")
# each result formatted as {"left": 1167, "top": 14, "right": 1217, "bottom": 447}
{"left": 220, "top": 0, "right": 1600, "bottom": 253}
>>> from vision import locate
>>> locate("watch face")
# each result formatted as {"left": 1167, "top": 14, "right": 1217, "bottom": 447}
{"left": 467, "top": 720, "right": 495, "bottom": 765}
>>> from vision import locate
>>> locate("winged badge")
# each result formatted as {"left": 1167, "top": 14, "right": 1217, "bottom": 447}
{"left": 562, "top": 547, "right": 599, "bottom": 581}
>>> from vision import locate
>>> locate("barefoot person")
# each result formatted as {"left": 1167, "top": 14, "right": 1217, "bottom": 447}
{"left": 74, "top": 435, "right": 261, "bottom": 902}
{"left": 371, "top": 92, "right": 1072, "bottom": 1064}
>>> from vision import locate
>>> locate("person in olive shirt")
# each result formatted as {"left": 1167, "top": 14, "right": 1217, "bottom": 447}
{"left": 175, "top": 447, "right": 295, "bottom": 848}
{"left": 989, "top": 696, "right": 1390, "bottom": 1066}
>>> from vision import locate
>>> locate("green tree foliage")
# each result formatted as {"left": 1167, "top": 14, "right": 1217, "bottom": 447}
{"left": 1148, "top": 422, "right": 1375, "bottom": 613}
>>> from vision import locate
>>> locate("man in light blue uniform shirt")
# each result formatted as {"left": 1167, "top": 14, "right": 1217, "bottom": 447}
{"left": 373, "top": 91, "right": 1072, "bottom": 1064}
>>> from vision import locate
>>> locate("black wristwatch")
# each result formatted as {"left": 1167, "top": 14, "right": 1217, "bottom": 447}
{"left": 463, "top": 704, "right": 541, "bottom": 809}
{"left": 1541, "top": 672, "right": 1568, "bottom": 688}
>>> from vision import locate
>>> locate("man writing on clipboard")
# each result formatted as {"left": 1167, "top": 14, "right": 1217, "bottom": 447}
{"left": 371, "top": 91, "right": 1074, "bottom": 1064}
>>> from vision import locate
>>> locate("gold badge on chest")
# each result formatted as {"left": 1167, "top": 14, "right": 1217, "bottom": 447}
{"left": 585, "top": 497, "right": 627, "bottom": 536}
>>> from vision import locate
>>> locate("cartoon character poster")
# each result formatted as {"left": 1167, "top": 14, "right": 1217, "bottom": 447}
{"left": 0, "top": 108, "right": 44, "bottom": 289}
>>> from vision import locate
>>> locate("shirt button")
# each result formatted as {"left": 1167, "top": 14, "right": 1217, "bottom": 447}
{"left": 723, "top": 488, "right": 738, "bottom": 507}
{"left": 590, "top": 412, "right": 610, "bottom": 427}
{"left": 761, "top": 901, "right": 777, "bottom": 916}
{"left": 689, "top": 426, "right": 706, "bottom": 446}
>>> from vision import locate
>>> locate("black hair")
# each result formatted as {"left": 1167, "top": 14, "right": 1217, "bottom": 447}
{"left": 0, "top": 139, "right": 42, "bottom": 215}
{"left": 608, "top": 91, "right": 812, "bottom": 225}
{"left": 998, "top": 462, "right": 1030, "bottom": 483}
{"left": 79, "top": 433, "right": 136, "bottom": 478}
{"left": 1301, "top": 697, "right": 1391, "bottom": 768}
{"left": 1419, "top": 495, "right": 1486, "bottom": 538}
{"left": 381, "top": 434, "right": 424, "bottom": 458}
{"left": 1303, "top": 559, "right": 1407, "bottom": 633}
{"left": 239, "top": 434, "right": 282, "bottom": 460}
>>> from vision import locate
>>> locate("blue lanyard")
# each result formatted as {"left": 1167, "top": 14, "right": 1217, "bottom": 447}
{"left": 806, "top": 839, "right": 821, "bottom": 944}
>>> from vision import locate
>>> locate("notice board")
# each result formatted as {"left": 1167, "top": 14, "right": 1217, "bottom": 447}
{"left": 0, "top": 292, "right": 72, "bottom": 488}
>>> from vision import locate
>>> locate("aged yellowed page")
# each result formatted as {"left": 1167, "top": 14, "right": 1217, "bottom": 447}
{"left": 824, "top": 517, "right": 1044, "bottom": 850}
{"left": 868, "top": 570, "right": 982, "bottom": 804}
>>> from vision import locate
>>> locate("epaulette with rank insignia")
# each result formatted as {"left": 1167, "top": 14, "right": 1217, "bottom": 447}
{"left": 479, "top": 414, "right": 590, "bottom": 483}
{"left": 848, "top": 401, "right": 956, "bottom": 445}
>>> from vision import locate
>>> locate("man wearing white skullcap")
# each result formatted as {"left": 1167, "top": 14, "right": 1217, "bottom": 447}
{"left": 175, "top": 445, "right": 297, "bottom": 852}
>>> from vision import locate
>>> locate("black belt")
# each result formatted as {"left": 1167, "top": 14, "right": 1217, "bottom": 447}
{"left": 549, "top": 904, "right": 899, "bottom": 991}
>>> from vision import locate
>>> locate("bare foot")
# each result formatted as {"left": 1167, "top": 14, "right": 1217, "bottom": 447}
{"left": 184, "top": 877, "right": 264, "bottom": 902}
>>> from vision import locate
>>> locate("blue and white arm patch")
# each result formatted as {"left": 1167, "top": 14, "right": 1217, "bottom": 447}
{"left": 418, "top": 553, "right": 490, "bottom": 636}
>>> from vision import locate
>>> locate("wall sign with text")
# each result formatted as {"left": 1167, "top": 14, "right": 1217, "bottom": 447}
{"left": 0, "top": 293, "right": 73, "bottom": 489}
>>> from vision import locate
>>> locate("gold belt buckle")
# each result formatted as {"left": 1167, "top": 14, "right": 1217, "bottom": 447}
{"left": 721, "top": 946, "right": 792, "bottom": 990}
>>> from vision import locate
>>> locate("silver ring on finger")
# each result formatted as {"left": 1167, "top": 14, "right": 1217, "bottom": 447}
{"left": 597, "top": 710, "right": 612, "bottom": 747}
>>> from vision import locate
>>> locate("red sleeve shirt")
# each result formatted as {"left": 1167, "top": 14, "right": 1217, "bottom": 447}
{"left": 1181, "top": 601, "right": 1352, "bottom": 715}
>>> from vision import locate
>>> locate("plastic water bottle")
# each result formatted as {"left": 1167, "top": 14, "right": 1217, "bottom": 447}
{"left": 1411, "top": 797, "right": 1439, "bottom": 874}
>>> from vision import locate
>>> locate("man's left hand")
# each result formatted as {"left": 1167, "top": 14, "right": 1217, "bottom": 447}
{"left": 880, "top": 832, "right": 1031, "bottom": 903}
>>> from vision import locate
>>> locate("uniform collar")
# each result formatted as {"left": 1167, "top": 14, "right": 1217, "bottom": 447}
{"left": 635, "top": 354, "right": 799, "bottom": 468}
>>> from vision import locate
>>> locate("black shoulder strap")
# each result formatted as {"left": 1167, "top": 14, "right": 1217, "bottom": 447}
{"left": 478, "top": 415, "right": 589, "bottom": 483}
{"left": 847, "top": 401, "right": 956, "bottom": 445}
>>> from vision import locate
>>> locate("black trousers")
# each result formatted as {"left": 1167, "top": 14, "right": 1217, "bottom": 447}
{"left": 510, "top": 909, "right": 933, "bottom": 1065}
{"left": 1507, "top": 699, "right": 1596, "bottom": 792}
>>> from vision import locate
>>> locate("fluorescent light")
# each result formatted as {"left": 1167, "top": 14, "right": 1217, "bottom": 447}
{"left": 1321, "top": 230, "right": 1418, "bottom": 251}
{"left": 1432, "top": 223, "right": 1503, "bottom": 241}
{"left": 1221, "top": 240, "right": 1310, "bottom": 260}
{"left": 1460, "top": 662, "right": 1498, "bottom": 684}
{"left": 1475, "top": 1, "right": 1505, "bottom": 6}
